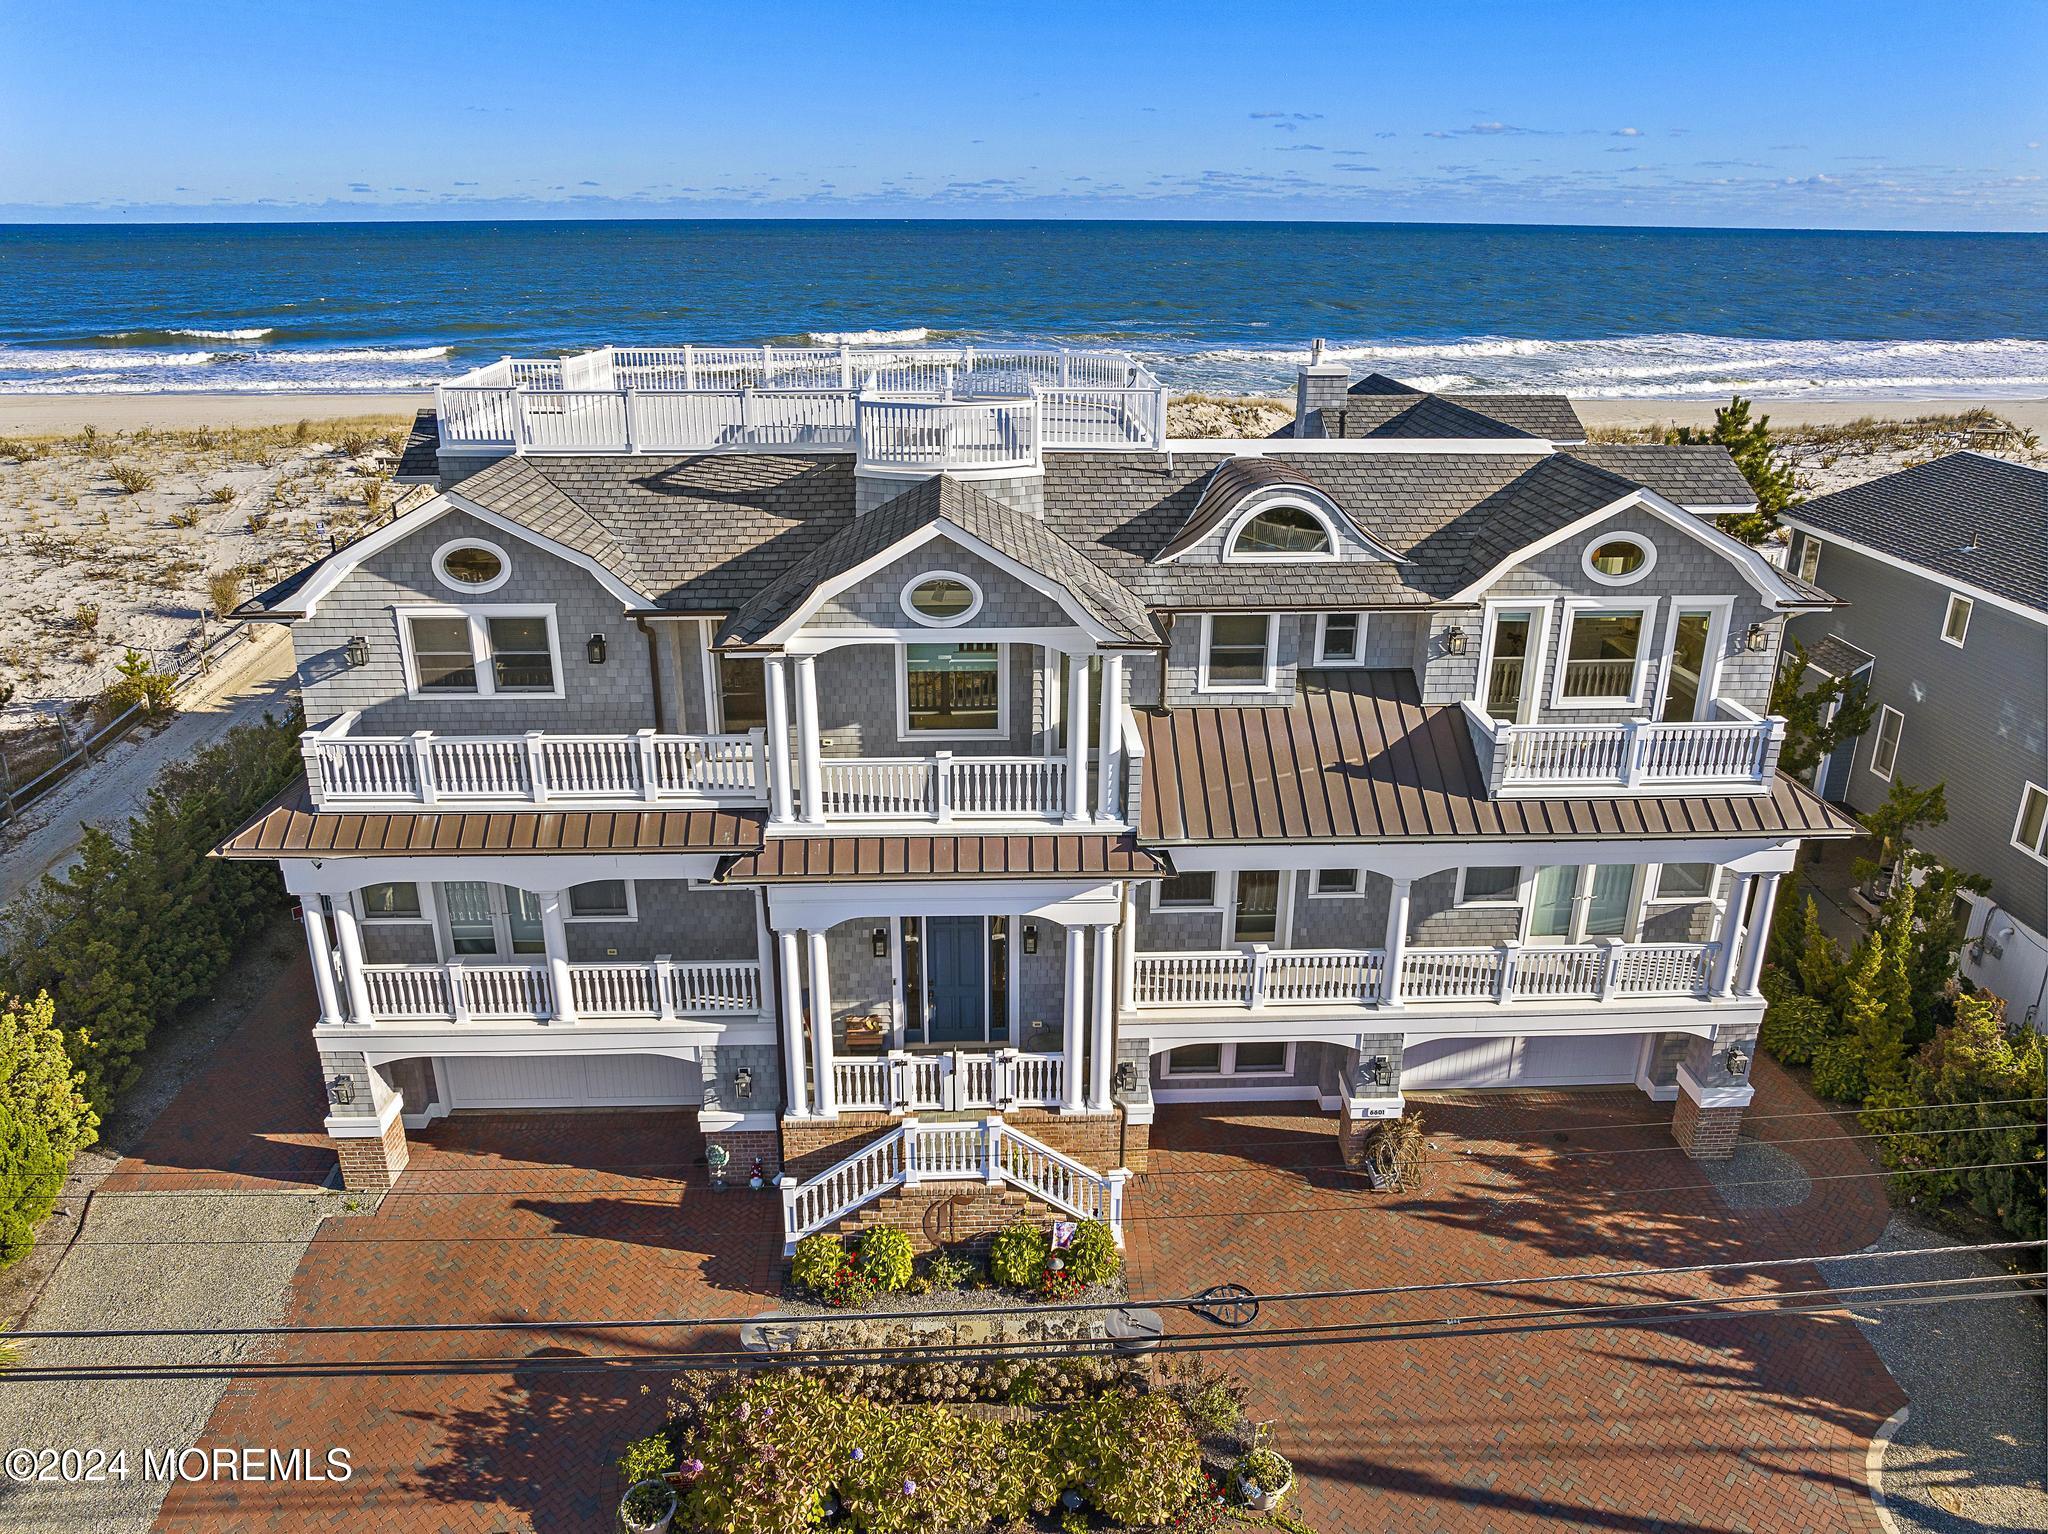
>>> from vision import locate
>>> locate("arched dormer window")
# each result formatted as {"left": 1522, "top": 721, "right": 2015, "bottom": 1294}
{"left": 1228, "top": 501, "right": 1336, "bottom": 560}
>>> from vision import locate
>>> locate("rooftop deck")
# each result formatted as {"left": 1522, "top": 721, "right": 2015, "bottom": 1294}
{"left": 433, "top": 344, "right": 1169, "bottom": 470}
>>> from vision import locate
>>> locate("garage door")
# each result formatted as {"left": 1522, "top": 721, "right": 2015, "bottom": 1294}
{"left": 1401, "top": 1034, "right": 1642, "bottom": 1091}
{"left": 440, "top": 1054, "right": 702, "bottom": 1110}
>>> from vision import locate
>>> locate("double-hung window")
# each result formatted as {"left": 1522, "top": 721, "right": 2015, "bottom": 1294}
{"left": 1797, "top": 535, "right": 1822, "bottom": 584}
{"left": 401, "top": 608, "right": 560, "bottom": 698}
{"left": 1316, "top": 613, "right": 1365, "bottom": 665}
{"left": 1202, "top": 614, "right": 1273, "bottom": 691}
{"left": 1553, "top": 604, "right": 1651, "bottom": 707}
{"left": 1869, "top": 704, "right": 1904, "bottom": 781}
{"left": 2013, "top": 783, "right": 2048, "bottom": 865}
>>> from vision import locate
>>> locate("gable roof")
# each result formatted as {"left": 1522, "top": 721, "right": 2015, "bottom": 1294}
{"left": 1788, "top": 452, "right": 2048, "bottom": 617}
{"left": 1325, "top": 375, "right": 1586, "bottom": 442}
{"left": 720, "top": 474, "right": 1160, "bottom": 646}
{"left": 1564, "top": 444, "right": 1756, "bottom": 508}
{"left": 1357, "top": 394, "right": 1540, "bottom": 441}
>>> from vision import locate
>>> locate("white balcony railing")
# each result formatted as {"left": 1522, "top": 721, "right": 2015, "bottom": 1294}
{"left": 303, "top": 713, "right": 768, "bottom": 810}
{"left": 817, "top": 753, "right": 1071, "bottom": 822}
{"left": 830, "top": 1049, "right": 1065, "bottom": 1115}
{"left": 357, "top": 958, "right": 762, "bottom": 1024}
{"left": 1130, "top": 941, "right": 1718, "bottom": 1011}
{"left": 1463, "top": 699, "right": 1784, "bottom": 797}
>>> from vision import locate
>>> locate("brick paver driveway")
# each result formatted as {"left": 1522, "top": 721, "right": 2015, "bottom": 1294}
{"left": 1127, "top": 1062, "right": 1905, "bottom": 1534}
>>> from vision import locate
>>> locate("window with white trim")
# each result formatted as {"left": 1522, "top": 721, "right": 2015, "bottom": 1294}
{"left": 1458, "top": 866, "right": 1522, "bottom": 904}
{"left": 1941, "top": 593, "right": 1973, "bottom": 648}
{"left": 1652, "top": 863, "right": 1717, "bottom": 902}
{"left": 1869, "top": 704, "right": 1904, "bottom": 781}
{"left": 400, "top": 608, "right": 561, "bottom": 697}
{"left": 433, "top": 539, "right": 511, "bottom": 594}
{"left": 1312, "top": 868, "right": 1360, "bottom": 896}
{"left": 901, "top": 642, "right": 1004, "bottom": 735}
{"left": 1554, "top": 605, "right": 1651, "bottom": 706}
{"left": 1582, "top": 533, "right": 1655, "bottom": 586}
{"left": 901, "top": 571, "right": 983, "bottom": 627}
{"left": 1201, "top": 614, "right": 1273, "bottom": 690}
{"left": 1797, "top": 535, "right": 1822, "bottom": 584}
{"left": 1315, "top": 613, "right": 1365, "bottom": 665}
{"left": 1164, "top": 1041, "right": 1295, "bottom": 1077}
{"left": 358, "top": 882, "right": 423, "bottom": 920}
{"left": 1157, "top": 871, "right": 1217, "bottom": 909}
{"left": 567, "top": 880, "right": 634, "bottom": 920}
{"left": 2013, "top": 783, "right": 2048, "bottom": 865}
{"left": 1229, "top": 503, "right": 1333, "bottom": 558}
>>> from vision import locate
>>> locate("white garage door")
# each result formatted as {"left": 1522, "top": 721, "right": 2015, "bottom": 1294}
{"left": 1401, "top": 1034, "right": 1642, "bottom": 1091}
{"left": 439, "top": 1054, "right": 702, "bottom": 1110}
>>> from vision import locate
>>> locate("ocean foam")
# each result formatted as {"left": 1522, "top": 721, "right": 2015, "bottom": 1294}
{"left": 166, "top": 327, "right": 275, "bottom": 341}
{"left": 804, "top": 327, "right": 931, "bottom": 346}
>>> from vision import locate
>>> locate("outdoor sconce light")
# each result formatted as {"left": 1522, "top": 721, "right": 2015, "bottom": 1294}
{"left": 1443, "top": 626, "right": 1468, "bottom": 656}
{"left": 734, "top": 1066, "right": 754, "bottom": 1101}
{"left": 871, "top": 926, "right": 889, "bottom": 959}
{"left": 1744, "top": 622, "right": 1768, "bottom": 653}
{"left": 326, "top": 1073, "right": 355, "bottom": 1106}
{"left": 1115, "top": 1060, "right": 1139, "bottom": 1094}
{"left": 1726, "top": 1045, "right": 1751, "bottom": 1078}
{"left": 586, "top": 632, "right": 608, "bottom": 665}
{"left": 1365, "top": 1055, "right": 1391, "bottom": 1087}
{"left": 1022, "top": 923, "right": 1040, "bottom": 955}
{"left": 343, "top": 635, "right": 370, "bottom": 669}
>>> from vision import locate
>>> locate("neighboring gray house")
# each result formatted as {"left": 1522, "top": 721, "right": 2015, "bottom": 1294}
{"left": 1785, "top": 453, "right": 2048, "bottom": 1026}
{"left": 220, "top": 340, "right": 1854, "bottom": 1248}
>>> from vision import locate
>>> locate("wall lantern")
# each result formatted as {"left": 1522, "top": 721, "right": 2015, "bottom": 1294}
{"left": 586, "top": 632, "right": 608, "bottom": 665}
{"left": 1364, "top": 1054, "right": 1391, "bottom": 1088}
{"left": 1022, "top": 923, "right": 1040, "bottom": 956}
{"left": 343, "top": 635, "right": 370, "bottom": 669}
{"left": 326, "top": 1073, "right": 355, "bottom": 1106}
{"left": 734, "top": 1066, "right": 754, "bottom": 1101}
{"left": 1725, "top": 1044, "right": 1752, "bottom": 1078}
{"left": 871, "top": 926, "right": 889, "bottom": 959}
{"left": 1744, "top": 622, "right": 1769, "bottom": 653}
{"left": 1443, "top": 626, "right": 1468, "bottom": 656}
{"left": 1114, "top": 1060, "right": 1139, "bottom": 1095}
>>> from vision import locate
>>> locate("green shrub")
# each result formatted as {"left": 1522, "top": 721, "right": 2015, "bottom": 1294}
{"left": 1064, "top": 1391, "right": 1203, "bottom": 1526}
{"left": 619, "top": 1430, "right": 675, "bottom": 1484}
{"left": 790, "top": 1232, "right": 844, "bottom": 1294}
{"left": 1810, "top": 1035, "right": 1868, "bottom": 1103}
{"left": 988, "top": 1221, "right": 1050, "bottom": 1289}
{"left": 1760, "top": 990, "right": 1835, "bottom": 1067}
{"left": 0, "top": 1106, "right": 62, "bottom": 1267}
{"left": 858, "top": 1226, "right": 914, "bottom": 1293}
{"left": 920, "top": 1250, "right": 978, "bottom": 1290}
{"left": 1060, "top": 1219, "right": 1120, "bottom": 1286}
{"left": 103, "top": 650, "right": 177, "bottom": 718}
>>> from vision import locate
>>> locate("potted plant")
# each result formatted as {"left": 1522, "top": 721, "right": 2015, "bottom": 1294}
{"left": 1235, "top": 1443, "right": 1294, "bottom": 1512}
{"left": 619, "top": 1477, "right": 677, "bottom": 1533}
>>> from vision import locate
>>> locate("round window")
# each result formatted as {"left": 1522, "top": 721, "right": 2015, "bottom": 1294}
{"left": 434, "top": 540, "right": 510, "bottom": 593}
{"left": 901, "top": 572, "right": 983, "bottom": 626}
{"left": 1583, "top": 535, "right": 1654, "bottom": 585}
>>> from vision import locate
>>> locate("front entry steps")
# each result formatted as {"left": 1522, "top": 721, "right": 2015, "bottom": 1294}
{"left": 777, "top": 1115, "right": 1129, "bottom": 1254}
{"left": 839, "top": 1183, "right": 1065, "bottom": 1254}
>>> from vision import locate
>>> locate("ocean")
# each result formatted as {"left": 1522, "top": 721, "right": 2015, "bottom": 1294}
{"left": 2, "top": 219, "right": 2045, "bottom": 399}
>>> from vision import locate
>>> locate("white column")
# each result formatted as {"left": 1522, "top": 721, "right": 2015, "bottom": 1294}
{"left": 1713, "top": 872, "right": 1754, "bottom": 996}
{"left": 807, "top": 927, "right": 838, "bottom": 1116}
{"left": 1088, "top": 923, "right": 1115, "bottom": 1111}
{"left": 537, "top": 889, "right": 576, "bottom": 1023}
{"left": 303, "top": 896, "right": 344, "bottom": 1026}
{"left": 1381, "top": 876, "right": 1412, "bottom": 1005}
{"left": 331, "top": 900, "right": 375, "bottom": 1025}
{"left": 794, "top": 653, "right": 826, "bottom": 825}
{"left": 1061, "top": 924, "right": 1086, "bottom": 1110}
{"left": 776, "top": 927, "right": 810, "bottom": 1116}
{"left": 1065, "top": 650, "right": 1092, "bottom": 823}
{"left": 764, "top": 656, "right": 794, "bottom": 823}
{"left": 1094, "top": 654, "right": 1123, "bottom": 821}
{"left": 1737, "top": 871, "right": 1783, "bottom": 996}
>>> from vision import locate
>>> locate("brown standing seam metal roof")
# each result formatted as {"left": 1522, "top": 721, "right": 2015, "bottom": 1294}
{"left": 715, "top": 834, "right": 1170, "bottom": 882}
{"left": 213, "top": 779, "right": 765, "bottom": 859}
{"left": 1137, "top": 669, "right": 1860, "bottom": 844}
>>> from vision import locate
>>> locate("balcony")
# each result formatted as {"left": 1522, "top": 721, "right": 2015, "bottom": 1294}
{"left": 1130, "top": 940, "right": 1720, "bottom": 1012}
{"left": 302, "top": 713, "right": 768, "bottom": 811}
{"left": 817, "top": 753, "right": 1071, "bottom": 821}
{"left": 433, "top": 344, "right": 1168, "bottom": 472}
{"left": 1463, "top": 699, "right": 1784, "bottom": 798}
{"left": 358, "top": 957, "right": 763, "bottom": 1024}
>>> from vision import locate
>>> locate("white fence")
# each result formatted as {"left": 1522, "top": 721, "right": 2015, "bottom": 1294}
{"left": 1131, "top": 948, "right": 1389, "bottom": 1009}
{"left": 830, "top": 1049, "right": 1065, "bottom": 1114}
{"left": 779, "top": 1116, "right": 1128, "bottom": 1250}
{"left": 357, "top": 958, "right": 762, "bottom": 1023}
{"left": 817, "top": 753, "right": 1070, "bottom": 821}
{"left": 1469, "top": 699, "right": 1784, "bottom": 795}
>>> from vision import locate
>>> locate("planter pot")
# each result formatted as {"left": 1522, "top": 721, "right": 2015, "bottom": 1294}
{"left": 619, "top": 1479, "right": 677, "bottom": 1533}
{"left": 1240, "top": 1474, "right": 1293, "bottom": 1512}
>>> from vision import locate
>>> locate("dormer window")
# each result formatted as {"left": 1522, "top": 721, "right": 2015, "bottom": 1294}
{"left": 1229, "top": 502, "right": 1334, "bottom": 559}
{"left": 1583, "top": 533, "right": 1655, "bottom": 586}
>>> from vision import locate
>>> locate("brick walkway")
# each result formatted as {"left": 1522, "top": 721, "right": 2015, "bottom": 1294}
{"left": 1127, "top": 1058, "right": 1903, "bottom": 1533}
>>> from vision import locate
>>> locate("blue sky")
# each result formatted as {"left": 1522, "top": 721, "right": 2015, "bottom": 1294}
{"left": 3, "top": 0, "right": 2044, "bottom": 229}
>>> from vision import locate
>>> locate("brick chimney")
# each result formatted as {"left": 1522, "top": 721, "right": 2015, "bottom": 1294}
{"left": 1293, "top": 338, "right": 1350, "bottom": 436}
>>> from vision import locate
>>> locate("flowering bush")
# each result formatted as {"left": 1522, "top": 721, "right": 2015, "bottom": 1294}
{"left": 1034, "top": 1264, "right": 1085, "bottom": 1302}
{"left": 858, "top": 1226, "right": 914, "bottom": 1293}
{"left": 1061, "top": 1219, "right": 1120, "bottom": 1286}
{"left": 790, "top": 1232, "right": 845, "bottom": 1294}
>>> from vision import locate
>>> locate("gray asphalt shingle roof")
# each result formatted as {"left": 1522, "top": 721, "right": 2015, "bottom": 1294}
{"left": 1565, "top": 444, "right": 1757, "bottom": 507}
{"left": 1793, "top": 452, "right": 2048, "bottom": 615}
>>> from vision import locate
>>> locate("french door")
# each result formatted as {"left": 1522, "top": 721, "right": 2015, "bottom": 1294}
{"left": 440, "top": 881, "right": 546, "bottom": 960}
{"left": 1526, "top": 865, "right": 1636, "bottom": 943}
{"left": 1483, "top": 608, "right": 1540, "bottom": 723}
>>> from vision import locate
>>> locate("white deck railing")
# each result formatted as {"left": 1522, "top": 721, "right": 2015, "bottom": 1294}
{"left": 357, "top": 958, "right": 762, "bottom": 1024}
{"left": 778, "top": 1116, "right": 1128, "bottom": 1251}
{"left": 303, "top": 714, "right": 768, "bottom": 810}
{"left": 830, "top": 1049, "right": 1065, "bottom": 1115}
{"left": 1464, "top": 699, "right": 1784, "bottom": 796}
{"left": 1131, "top": 941, "right": 1718, "bottom": 1010}
{"left": 817, "top": 753, "right": 1071, "bottom": 822}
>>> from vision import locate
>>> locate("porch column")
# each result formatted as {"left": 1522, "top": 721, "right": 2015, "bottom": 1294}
{"left": 303, "top": 896, "right": 344, "bottom": 1026}
{"left": 1737, "top": 871, "right": 1783, "bottom": 996}
{"left": 330, "top": 900, "right": 376, "bottom": 1025}
{"left": 776, "top": 927, "right": 810, "bottom": 1116}
{"left": 1064, "top": 650, "right": 1092, "bottom": 824}
{"left": 537, "top": 889, "right": 577, "bottom": 1023}
{"left": 1088, "top": 922, "right": 1116, "bottom": 1111}
{"left": 1712, "top": 872, "right": 1754, "bottom": 996}
{"left": 1380, "top": 876, "right": 1412, "bottom": 1005}
{"left": 763, "top": 655, "right": 794, "bottom": 823}
{"left": 807, "top": 927, "right": 838, "bottom": 1116}
{"left": 793, "top": 653, "right": 826, "bottom": 826}
{"left": 1061, "top": 923, "right": 1086, "bottom": 1110}
{"left": 1094, "top": 654, "right": 1124, "bottom": 821}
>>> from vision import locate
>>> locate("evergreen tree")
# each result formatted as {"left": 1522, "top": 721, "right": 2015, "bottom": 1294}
{"left": 0, "top": 993, "right": 96, "bottom": 1163}
{"left": 0, "top": 1105, "right": 62, "bottom": 1268}
{"left": 1673, "top": 394, "right": 1799, "bottom": 543}
{"left": 1769, "top": 640, "right": 1876, "bottom": 781}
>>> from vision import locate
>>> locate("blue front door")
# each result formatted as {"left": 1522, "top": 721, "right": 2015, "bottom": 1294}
{"left": 925, "top": 916, "right": 986, "bottom": 1042}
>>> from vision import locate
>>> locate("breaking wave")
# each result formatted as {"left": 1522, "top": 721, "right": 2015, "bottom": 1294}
{"left": 803, "top": 327, "right": 932, "bottom": 346}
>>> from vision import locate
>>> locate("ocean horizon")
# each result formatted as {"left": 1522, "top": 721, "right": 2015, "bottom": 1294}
{"left": 3, "top": 218, "right": 2045, "bottom": 399}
